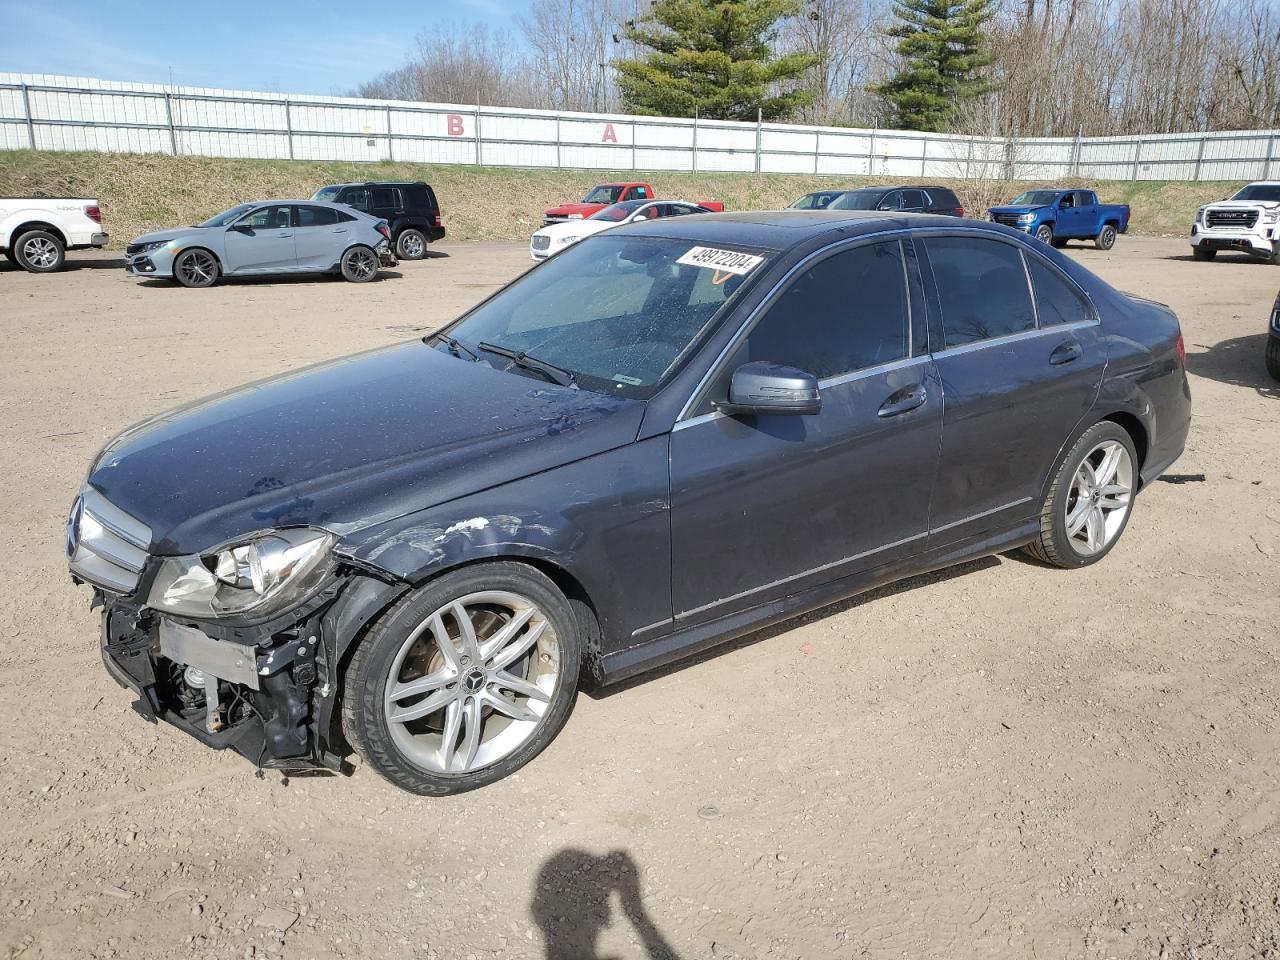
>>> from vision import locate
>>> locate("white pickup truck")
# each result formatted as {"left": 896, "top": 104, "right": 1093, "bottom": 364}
{"left": 0, "top": 198, "right": 109, "bottom": 273}
{"left": 1190, "top": 182, "right": 1280, "bottom": 264}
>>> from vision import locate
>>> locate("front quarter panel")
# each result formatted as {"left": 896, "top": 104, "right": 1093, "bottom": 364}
{"left": 335, "top": 435, "right": 673, "bottom": 659}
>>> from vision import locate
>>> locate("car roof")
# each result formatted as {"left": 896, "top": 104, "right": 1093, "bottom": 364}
{"left": 616, "top": 209, "right": 975, "bottom": 251}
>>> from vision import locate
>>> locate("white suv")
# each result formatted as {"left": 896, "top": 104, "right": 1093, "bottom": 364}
{"left": 0, "top": 198, "right": 109, "bottom": 273}
{"left": 1191, "top": 182, "right": 1280, "bottom": 264}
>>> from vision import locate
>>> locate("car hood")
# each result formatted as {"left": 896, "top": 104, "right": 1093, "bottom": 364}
{"left": 534, "top": 220, "right": 614, "bottom": 241}
{"left": 86, "top": 342, "right": 644, "bottom": 556}
{"left": 989, "top": 205, "right": 1048, "bottom": 216}
{"left": 129, "top": 226, "right": 209, "bottom": 245}
{"left": 545, "top": 202, "right": 602, "bottom": 217}
{"left": 1207, "top": 199, "right": 1280, "bottom": 209}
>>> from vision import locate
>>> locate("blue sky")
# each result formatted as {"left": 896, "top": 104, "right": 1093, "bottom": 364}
{"left": 0, "top": 0, "right": 526, "bottom": 95}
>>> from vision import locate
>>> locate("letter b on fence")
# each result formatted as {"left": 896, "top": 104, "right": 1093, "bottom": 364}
{"left": 447, "top": 114, "right": 465, "bottom": 137}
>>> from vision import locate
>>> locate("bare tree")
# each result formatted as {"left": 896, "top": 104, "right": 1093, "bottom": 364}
{"left": 522, "top": 0, "right": 621, "bottom": 112}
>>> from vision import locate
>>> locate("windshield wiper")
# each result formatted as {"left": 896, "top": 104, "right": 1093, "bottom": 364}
{"left": 428, "top": 332, "right": 479, "bottom": 362}
{"left": 477, "top": 342, "right": 577, "bottom": 388}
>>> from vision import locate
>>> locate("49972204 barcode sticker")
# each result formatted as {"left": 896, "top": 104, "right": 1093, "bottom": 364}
{"left": 676, "top": 246, "right": 765, "bottom": 276}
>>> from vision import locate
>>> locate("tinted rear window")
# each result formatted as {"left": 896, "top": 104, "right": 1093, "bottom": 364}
{"left": 927, "top": 237, "right": 1035, "bottom": 347}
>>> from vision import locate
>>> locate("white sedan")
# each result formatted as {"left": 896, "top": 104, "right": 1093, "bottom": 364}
{"left": 529, "top": 199, "right": 712, "bottom": 260}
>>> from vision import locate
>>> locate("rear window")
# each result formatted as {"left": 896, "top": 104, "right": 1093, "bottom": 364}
{"left": 927, "top": 237, "right": 1035, "bottom": 347}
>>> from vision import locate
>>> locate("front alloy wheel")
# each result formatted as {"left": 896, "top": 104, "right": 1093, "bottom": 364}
{"left": 343, "top": 563, "right": 581, "bottom": 795}
{"left": 1024, "top": 421, "right": 1137, "bottom": 568}
{"left": 173, "top": 249, "right": 219, "bottom": 287}
{"left": 1035, "top": 224, "right": 1054, "bottom": 244}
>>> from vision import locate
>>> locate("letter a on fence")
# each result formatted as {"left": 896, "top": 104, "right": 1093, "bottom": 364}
{"left": 601, "top": 123, "right": 617, "bottom": 144}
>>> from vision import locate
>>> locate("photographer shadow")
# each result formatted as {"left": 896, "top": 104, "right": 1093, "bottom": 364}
{"left": 532, "top": 849, "right": 681, "bottom": 960}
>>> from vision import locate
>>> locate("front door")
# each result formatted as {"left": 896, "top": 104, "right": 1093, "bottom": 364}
{"left": 223, "top": 204, "right": 296, "bottom": 273}
{"left": 919, "top": 234, "right": 1105, "bottom": 543}
{"left": 670, "top": 238, "right": 942, "bottom": 626}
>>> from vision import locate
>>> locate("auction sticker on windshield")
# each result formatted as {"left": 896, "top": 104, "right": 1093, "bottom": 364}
{"left": 676, "top": 246, "right": 766, "bottom": 276}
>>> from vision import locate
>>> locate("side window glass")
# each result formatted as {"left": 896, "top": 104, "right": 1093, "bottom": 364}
{"left": 634, "top": 186, "right": 648, "bottom": 199}
{"left": 335, "top": 210, "right": 356, "bottom": 223}
{"left": 734, "top": 241, "right": 909, "bottom": 381}
{"left": 295, "top": 206, "right": 338, "bottom": 227}
{"left": 901, "top": 189, "right": 924, "bottom": 209}
{"left": 927, "top": 237, "right": 1035, "bottom": 347}
{"left": 1027, "top": 257, "right": 1092, "bottom": 326}
{"left": 370, "top": 188, "right": 396, "bottom": 209}
{"left": 237, "top": 205, "right": 290, "bottom": 229}
{"left": 343, "top": 189, "right": 369, "bottom": 212}
{"left": 878, "top": 191, "right": 902, "bottom": 211}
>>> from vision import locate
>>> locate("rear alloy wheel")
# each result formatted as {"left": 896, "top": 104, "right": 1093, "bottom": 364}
{"left": 395, "top": 229, "right": 427, "bottom": 260}
{"left": 173, "top": 248, "right": 219, "bottom": 287}
{"left": 1024, "top": 422, "right": 1138, "bottom": 568}
{"left": 1035, "top": 224, "right": 1054, "bottom": 245}
{"left": 341, "top": 245, "right": 379, "bottom": 282}
{"left": 1192, "top": 245, "right": 1216, "bottom": 262}
{"left": 13, "top": 230, "right": 65, "bottom": 273}
{"left": 1095, "top": 224, "right": 1117, "bottom": 250}
{"left": 343, "top": 562, "right": 581, "bottom": 795}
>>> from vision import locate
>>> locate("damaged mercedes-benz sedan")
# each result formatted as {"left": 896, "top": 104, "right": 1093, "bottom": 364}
{"left": 70, "top": 211, "right": 1190, "bottom": 795}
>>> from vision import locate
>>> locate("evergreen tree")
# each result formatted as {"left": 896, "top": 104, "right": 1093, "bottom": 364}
{"left": 873, "top": 0, "right": 995, "bottom": 132}
{"left": 615, "top": 0, "right": 818, "bottom": 121}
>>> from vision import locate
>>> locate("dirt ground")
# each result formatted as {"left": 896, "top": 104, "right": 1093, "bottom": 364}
{"left": 0, "top": 236, "right": 1277, "bottom": 960}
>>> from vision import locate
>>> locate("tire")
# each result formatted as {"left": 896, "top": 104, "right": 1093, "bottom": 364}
{"left": 1034, "top": 224, "right": 1054, "bottom": 245}
{"left": 13, "top": 229, "right": 65, "bottom": 273}
{"left": 1095, "top": 224, "right": 1117, "bottom": 250}
{"left": 340, "top": 245, "right": 379, "bottom": 282}
{"left": 395, "top": 228, "right": 427, "bottom": 261}
{"left": 1023, "top": 421, "right": 1139, "bottom": 569}
{"left": 1265, "top": 242, "right": 1280, "bottom": 266}
{"left": 1050, "top": 237, "right": 1068, "bottom": 249}
{"left": 1266, "top": 337, "right": 1280, "bottom": 382}
{"left": 342, "top": 561, "right": 582, "bottom": 796}
{"left": 1191, "top": 245, "right": 1216, "bottom": 262}
{"left": 172, "top": 248, "right": 220, "bottom": 288}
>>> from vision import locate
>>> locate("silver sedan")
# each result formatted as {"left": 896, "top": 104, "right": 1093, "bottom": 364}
{"left": 124, "top": 200, "right": 395, "bottom": 288}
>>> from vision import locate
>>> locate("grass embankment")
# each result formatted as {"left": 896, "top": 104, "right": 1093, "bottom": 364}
{"left": 0, "top": 150, "right": 1231, "bottom": 246}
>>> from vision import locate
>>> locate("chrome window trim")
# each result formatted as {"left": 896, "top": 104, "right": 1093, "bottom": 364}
{"left": 928, "top": 317, "right": 1097, "bottom": 360}
{"left": 674, "top": 227, "right": 912, "bottom": 423}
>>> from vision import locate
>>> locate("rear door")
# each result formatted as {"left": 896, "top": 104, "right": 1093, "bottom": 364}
{"left": 900, "top": 189, "right": 926, "bottom": 213}
{"left": 369, "top": 187, "right": 403, "bottom": 223}
{"left": 223, "top": 204, "right": 296, "bottom": 273}
{"left": 292, "top": 205, "right": 347, "bottom": 269}
{"left": 669, "top": 238, "right": 942, "bottom": 626}
{"left": 920, "top": 233, "right": 1104, "bottom": 544}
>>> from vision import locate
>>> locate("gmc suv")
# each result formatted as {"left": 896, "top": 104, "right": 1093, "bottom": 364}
{"left": 312, "top": 181, "right": 444, "bottom": 260}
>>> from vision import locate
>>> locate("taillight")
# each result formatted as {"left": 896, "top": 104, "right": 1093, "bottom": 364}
{"left": 1175, "top": 333, "right": 1186, "bottom": 366}
{"left": 85, "top": 205, "right": 102, "bottom": 223}
{"left": 433, "top": 211, "right": 442, "bottom": 227}
{"left": 956, "top": 206, "right": 965, "bottom": 217}
{"left": 376, "top": 223, "right": 391, "bottom": 240}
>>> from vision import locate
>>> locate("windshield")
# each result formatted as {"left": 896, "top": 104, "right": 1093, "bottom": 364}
{"left": 589, "top": 201, "right": 647, "bottom": 222}
{"left": 1009, "top": 191, "right": 1060, "bottom": 206}
{"left": 582, "top": 185, "right": 624, "bottom": 204}
{"left": 198, "top": 203, "right": 257, "bottom": 227}
{"left": 827, "top": 190, "right": 883, "bottom": 210}
{"left": 441, "top": 236, "right": 769, "bottom": 399}
{"left": 312, "top": 186, "right": 342, "bottom": 202}
{"left": 789, "top": 192, "right": 842, "bottom": 209}
{"left": 1231, "top": 184, "right": 1280, "bottom": 203}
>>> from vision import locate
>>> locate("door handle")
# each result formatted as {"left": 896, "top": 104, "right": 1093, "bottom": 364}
{"left": 1049, "top": 340, "right": 1083, "bottom": 365}
{"left": 878, "top": 384, "right": 928, "bottom": 418}
{"left": 331, "top": 228, "right": 348, "bottom": 233}
{"left": 276, "top": 232, "right": 293, "bottom": 238}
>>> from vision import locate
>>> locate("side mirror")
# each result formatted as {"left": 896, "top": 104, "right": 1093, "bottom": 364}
{"left": 714, "top": 361, "right": 821, "bottom": 417}
{"left": 632, "top": 214, "right": 648, "bottom": 222}
{"left": 877, "top": 203, "right": 895, "bottom": 211}
{"left": 229, "top": 223, "right": 254, "bottom": 233}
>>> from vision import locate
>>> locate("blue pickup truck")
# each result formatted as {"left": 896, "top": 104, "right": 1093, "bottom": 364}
{"left": 988, "top": 189, "right": 1131, "bottom": 250}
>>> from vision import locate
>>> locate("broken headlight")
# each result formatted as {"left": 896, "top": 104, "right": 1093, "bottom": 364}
{"left": 147, "top": 528, "right": 334, "bottom": 620}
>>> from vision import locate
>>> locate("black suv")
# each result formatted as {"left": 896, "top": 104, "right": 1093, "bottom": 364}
{"left": 828, "top": 185, "right": 965, "bottom": 217}
{"left": 312, "top": 181, "right": 444, "bottom": 260}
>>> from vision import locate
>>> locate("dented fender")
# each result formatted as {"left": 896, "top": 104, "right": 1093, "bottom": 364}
{"left": 334, "top": 436, "right": 674, "bottom": 660}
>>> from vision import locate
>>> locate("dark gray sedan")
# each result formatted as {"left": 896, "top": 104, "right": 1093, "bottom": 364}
{"left": 71, "top": 211, "right": 1191, "bottom": 795}
{"left": 124, "top": 200, "right": 394, "bottom": 287}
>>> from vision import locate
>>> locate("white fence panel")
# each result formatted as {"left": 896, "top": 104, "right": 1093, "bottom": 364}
{"left": 2, "top": 72, "right": 1278, "bottom": 183}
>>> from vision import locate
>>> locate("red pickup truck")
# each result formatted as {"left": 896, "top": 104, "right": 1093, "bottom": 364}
{"left": 543, "top": 182, "right": 724, "bottom": 225}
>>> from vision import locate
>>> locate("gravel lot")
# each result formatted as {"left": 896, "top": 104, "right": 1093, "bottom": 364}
{"left": 1, "top": 237, "right": 1277, "bottom": 960}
